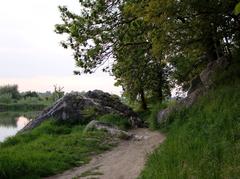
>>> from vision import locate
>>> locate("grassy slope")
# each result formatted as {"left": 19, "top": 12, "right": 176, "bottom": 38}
{"left": 0, "top": 121, "right": 116, "bottom": 179}
{"left": 140, "top": 61, "right": 240, "bottom": 178}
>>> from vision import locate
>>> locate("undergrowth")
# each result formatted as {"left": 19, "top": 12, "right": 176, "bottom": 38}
{"left": 140, "top": 60, "right": 240, "bottom": 178}
{"left": 0, "top": 120, "right": 116, "bottom": 179}
{"left": 98, "top": 114, "right": 131, "bottom": 130}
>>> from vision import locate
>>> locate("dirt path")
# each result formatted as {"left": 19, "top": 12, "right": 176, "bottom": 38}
{"left": 46, "top": 128, "right": 165, "bottom": 179}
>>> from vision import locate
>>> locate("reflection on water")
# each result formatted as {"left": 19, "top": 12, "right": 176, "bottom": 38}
{"left": 16, "top": 116, "right": 30, "bottom": 129}
{"left": 0, "top": 112, "right": 37, "bottom": 142}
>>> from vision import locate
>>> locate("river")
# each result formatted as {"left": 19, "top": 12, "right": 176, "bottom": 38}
{"left": 0, "top": 112, "right": 38, "bottom": 142}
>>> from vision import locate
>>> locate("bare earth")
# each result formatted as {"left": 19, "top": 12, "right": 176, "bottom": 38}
{"left": 46, "top": 128, "right": 165, "bottom": 179}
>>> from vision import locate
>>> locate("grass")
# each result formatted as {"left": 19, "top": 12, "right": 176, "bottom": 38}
{"left": 145, "top": 99, "right": 176, "bottom": 130}
{"left": 0, "top": 120, "right": 117, "bottom": 179}
{"left": 139, "top": 61, "right": 240, "bottom": 178}
{"left": 98, "top": 114, "right": 132, "bottom": 130}
{"left": 79, "top": 166, "right": 103, "bottom": 177}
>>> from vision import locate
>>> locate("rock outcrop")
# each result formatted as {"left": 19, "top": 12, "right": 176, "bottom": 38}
{"left": 84, "top": 120, "right": 133, "bottom": 139}
{"left": 21, "top": 90, "right": 142, "bottom": 132}
{"left": 157, "top": 57, "right": 230, "bottom": 125}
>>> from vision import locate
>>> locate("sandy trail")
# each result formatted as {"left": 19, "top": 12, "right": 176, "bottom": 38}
{"left": 46, "top": 128, "right": 165, "bottom": 179}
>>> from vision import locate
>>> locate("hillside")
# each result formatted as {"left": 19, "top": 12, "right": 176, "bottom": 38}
{"left": 140, "top": 60, "right": 240, "bottom": 178}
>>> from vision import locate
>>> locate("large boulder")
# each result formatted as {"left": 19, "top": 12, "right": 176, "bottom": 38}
{"left": 157, "top": 57, "right": 230, "bottom": 125}
{"left": 84, "top": 120, "right": 133, "bottom": 139}
{"left": 20, "top": 90, "right": 142, "bottom": 132}
{"left": 200, "top": 56, "right": 229, "bottom": 88}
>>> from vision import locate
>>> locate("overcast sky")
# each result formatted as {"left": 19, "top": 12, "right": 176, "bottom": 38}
{"left": 0, "top": 0, "right": 121, "bottom": 94}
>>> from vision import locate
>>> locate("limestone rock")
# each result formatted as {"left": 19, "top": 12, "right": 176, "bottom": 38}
{"left": 20, "top": 90, "right": 142, "bottom": 132}
{"left": 84, "top": 120, "right": 133, "bottom": 140}
{"left": 200, "top": 56, "right": 229, "bottom": 88}
{"left": 157, "top": 57, "right": 230, "bottom": 125}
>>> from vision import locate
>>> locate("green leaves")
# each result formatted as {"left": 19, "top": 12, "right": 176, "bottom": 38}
{"left": 234, "top": 2, "right": 240, "bottom": 15}
{"left": 55, "top": 0, "right": 240, "bottom": 106}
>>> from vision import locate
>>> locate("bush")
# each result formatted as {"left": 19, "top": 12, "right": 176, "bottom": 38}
{"left": 147, "top": 100, "right": 176, "bottom": 130}
{"left": 0, "top": 85, "right": 20, "bottom": 100}
{"left": 98, "top": 114, "right": 131, "bottom": 130}
{"left": 0, "top": 94, "right": 13, "bottom": 104}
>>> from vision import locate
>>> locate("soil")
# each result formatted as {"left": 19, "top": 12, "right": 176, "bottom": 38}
{"left": 46, "top": 128, "right": 165, "bottom": 179}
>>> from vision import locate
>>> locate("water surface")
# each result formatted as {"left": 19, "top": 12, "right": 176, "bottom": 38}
{"left": 0, "top": 112, "right": 38, "bottom": 142}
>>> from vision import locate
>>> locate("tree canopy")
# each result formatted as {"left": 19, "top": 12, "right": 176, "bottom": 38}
{"left": 56, "top": 0, "right": 240, "bottom": 109}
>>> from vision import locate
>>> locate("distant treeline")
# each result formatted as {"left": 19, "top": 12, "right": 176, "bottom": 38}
{"left": 0, "top": 103, "right": 47, "bottom": 112}
{"left": 0, "top": 85, "right": 65, "bottom": 111}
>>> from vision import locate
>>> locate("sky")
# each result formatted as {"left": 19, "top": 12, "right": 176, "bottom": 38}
{"left": 0, "top": 0, "right": 122, "bottom": 95}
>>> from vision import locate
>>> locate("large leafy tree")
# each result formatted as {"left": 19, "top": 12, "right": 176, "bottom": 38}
{"left": 128, "top": 0, "right": 240, "bottom": 88}
{"left": 55, "top": 0, "right": 126, "bottom": 74}
{"left": 112, "top": 2, "right": 171, "bottom": 109}
{"left": 56, "top": 0, "right": 170, "bottom": 108}
{"left": 56, "top": 0, "right": 240, "bottom": 106}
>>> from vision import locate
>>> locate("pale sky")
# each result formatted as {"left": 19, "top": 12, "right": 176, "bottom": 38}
{"left": 0, "top": 0, "right": 122, "bottom": 95}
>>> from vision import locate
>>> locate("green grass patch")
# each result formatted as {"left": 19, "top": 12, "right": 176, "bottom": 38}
{"left": 98, "top": 114, "right": 131, "bottom": 130}
{"left": 140, "top": 61, "right": 240, "bottom": 178}
{"left": 79, "top": 166, "right": 103, "bottom": 177}
{"left": 146, "top": 100, "right": 176, "bottom": 130}
{"left": 0, "top": 120, "right": 116, "bottom": 179}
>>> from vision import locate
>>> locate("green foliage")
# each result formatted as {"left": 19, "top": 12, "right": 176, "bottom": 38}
{"left": 0, "top": 120, "right": 115, "bottom": 179}
{"left": 234, "top": 2, "right": 240, "bottom": 15}
{"left": 82, "top": 107, "right": 100, "bottom": 122}
{"left": 140, "top": 63, "right": 240, "bottom": 178}
{"left": 0, "top": 112, "right": 37, "bottom": 127}
{"left": 56, "top": 0, "right": 240, "bottom": 113}
{"left": 0, "top": 94, "right": 13, "bottom": 104}
{"left": 147, "top": 103, "right": 167, "bottom": 130}
{"left": 0, "top": 85, "right": 20, "bottom": 100}
{"left": 0, "top": 87, "right": 54, "bottom": 112}
{"left": 0, "top": 103, "right": 47, "bottom": 112}
{"left": 51, "top": 85, "right": 65, "bottom": 101}
{"left": 98, "top": 114, "right": 131, "bottom": 130}
{"left": 22, "top": 91, "right": 39, "bottom": 98}
{"left": 56, "top": 0, "right": 171, "bottom": 108}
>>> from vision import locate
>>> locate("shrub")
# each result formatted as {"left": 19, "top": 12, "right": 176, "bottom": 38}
{"left": 0, "top": 94, "right": 13, "bottom": 104}
{"left": 98, "top": 114, "right": 131, "bottom": 130}
{"left": 0, "top": 85, "right": 20, "bottom": 100}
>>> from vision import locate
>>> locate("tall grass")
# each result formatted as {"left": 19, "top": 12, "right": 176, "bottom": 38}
{"left": 0, "top": 121, "right": 116, "bottom": 179}
{"left": 140, "top": 61, "right": 240, "bottom": 178}
{"left": 147, "top": 100, "right": 176, "bottom": 130}
{"left": 98, "top": 114, "right": 132, "bottom": 130}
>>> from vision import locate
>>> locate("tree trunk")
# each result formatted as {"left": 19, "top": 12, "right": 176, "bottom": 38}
{"left": 156, "top": 60, "right": 163, "bottom": 102}
{"left": 206, "top": 35, "right": 218, "bottom": 61}
{"left": 157, "top": 70, "right": 163, "bottom": 102}
{"left": 140, "top": 88, "right": 147, "bottom": 110}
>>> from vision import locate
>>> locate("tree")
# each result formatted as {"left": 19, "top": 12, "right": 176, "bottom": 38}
{"left": 22, "top": 91, "right": 39, "bottom": 99}
{"left": 0, "top": 85, "right": 21, "bottom": 100}
{"left": 55, "top": 0, "right": 125, "bottom": 74}
{"left": 131, "top": 0, "right": 240, "bottom": 88}
{"left": 55, "top": 0, "right": 240, "bottom": 105}
{"left": 235, "top": 2, "right": 240, "bottom": 15}
{"left": 56, "top": 0, "right": 171, "bottom": 108}
{"left": 52, "top": 85, "right": 65, "bottom": 101}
